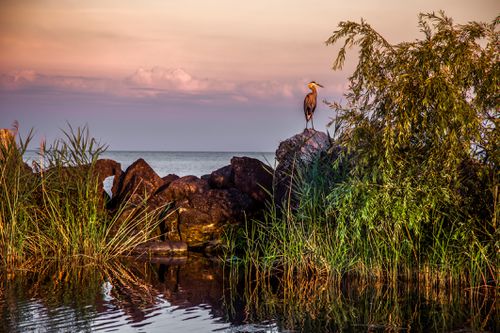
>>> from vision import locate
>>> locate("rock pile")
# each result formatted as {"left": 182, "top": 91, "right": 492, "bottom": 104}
{"left": 106, "top": 156, "right": 272, "bottom": 249}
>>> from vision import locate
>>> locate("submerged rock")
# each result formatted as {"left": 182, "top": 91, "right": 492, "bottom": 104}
{"left": 274, "top": 129, "right": 330, "bottom": 205}
{"left": 130, "top": 240, "right": 187, "bottom": 255}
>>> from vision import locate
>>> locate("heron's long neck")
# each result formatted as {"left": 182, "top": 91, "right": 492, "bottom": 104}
{"left": 310, "top": 86, "right": 317, "bottom": 95}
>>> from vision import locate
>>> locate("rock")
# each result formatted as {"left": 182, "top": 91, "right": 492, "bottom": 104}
{"left": 207, "top": 157, "right": 273, "bottom": 204}
{"left": 162, "top": 174, "right": 180, "bottom": 187}
{"left": 230, "top": 157, "right": 273, "bottom": 206}
{"left": 160, "top": 187, "right": 253, "bottom": 247}
{"left": 110, "top": 158, "right": 164, "bottom": 208}
{"left": 130, "top": 240, "right": 187, "bottom": 255}
{"left": 154, "top": 174, "right": 180, "bottom": 194}
{"left": 105, "top": 156, "right": 273, "bottom": 250}
{"left": 274, "top": 129, "right": 330, "bottom": 205}
{"left": 160, "top": 175, "right": 209, "bottom": 202}
{"left": 208, "top": 165, "right": 234, "bottom": 189}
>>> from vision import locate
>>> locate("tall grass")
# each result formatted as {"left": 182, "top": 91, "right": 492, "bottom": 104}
{"left": 228, "top": 152, "right": 497, "bottom": 287}
{"left": 0, "top": 125, "right": 163, "bottom": 267}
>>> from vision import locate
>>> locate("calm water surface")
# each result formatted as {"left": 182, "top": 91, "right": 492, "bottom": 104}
{"left": 1, "top": 255, "right": 497, "bottom": 333}
{"left": 23, "top": 151, "right": 276, "bottom": 177}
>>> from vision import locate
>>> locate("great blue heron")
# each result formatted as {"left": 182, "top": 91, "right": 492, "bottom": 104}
{"left": 303, "top": 81, "right": 323, "bottom": 129}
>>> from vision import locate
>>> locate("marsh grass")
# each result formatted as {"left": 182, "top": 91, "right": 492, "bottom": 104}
{"left": 0, "top": 125, "right": 164, "bottom": 267}
{"left": 228, "top": 154, "right": 497, "bottom": 288}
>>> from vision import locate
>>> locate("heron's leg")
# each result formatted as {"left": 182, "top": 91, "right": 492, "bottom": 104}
{"left": 311, "top": 117, "right": 315, "bottom": 130}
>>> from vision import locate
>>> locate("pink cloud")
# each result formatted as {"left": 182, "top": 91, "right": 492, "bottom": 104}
{"left": 126, "top": 67, "right": 213, "bottom": 93}
{"left": 0, "top": 67, "right": 336, "bottom": 102}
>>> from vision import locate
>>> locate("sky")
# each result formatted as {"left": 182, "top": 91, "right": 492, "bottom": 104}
{"left": 0, "top": 0, "right": 498, "bottom": 151}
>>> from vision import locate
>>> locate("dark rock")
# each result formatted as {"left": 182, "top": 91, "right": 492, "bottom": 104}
{"left": 161, "top": 187, "right": 253, "bottom": 247}
{"left": 154, "top": 174, "right": 180, "bottom": 194}
{"left": 130, "top": 240, "right": 187, "bottom": 255}
{"left": 23, "top": 162, "right": 33, "bottom": 174}
{"left": 208, "top": 165, "right": 234, "bottom": 189}
{"left": 105, "top": 156, "right": 273, "bottom": 251}
{"left": 110, "top": 158, "right": 164, "bottom": 208}
{"left": 231, "top": 156, "right": 273, "bottom": 206}
{"left": 161, "top": 175, "right": 209, "bottom": 202}
{"left": 162, "top": 174, "right": 180, "bottom": 186}
{"left": 275, "top": 129, "right": 330, "bottom": 205}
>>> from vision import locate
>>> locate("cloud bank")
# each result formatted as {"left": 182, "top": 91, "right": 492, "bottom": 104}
{"left": 1, "top": 67, "right": 317, "bottom": 103}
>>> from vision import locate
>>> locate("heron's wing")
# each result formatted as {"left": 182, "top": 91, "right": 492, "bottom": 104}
{"left": 304, "top": 93, "right": 316, "bottom": 119}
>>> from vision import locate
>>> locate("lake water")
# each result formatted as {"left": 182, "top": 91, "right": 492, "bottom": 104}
{"left": 23, "top": 150, "right": 277, "bottom": 177}
{"left": 1, "top": 255, "right": 496, "bottom": 333}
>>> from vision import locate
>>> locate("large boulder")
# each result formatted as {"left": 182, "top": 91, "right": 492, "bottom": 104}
{"left": 207, "top": 165, "right": 233, "bottom": 189}
{"left": 110, "top": 158, "right": 164, "bottom": 208}
{"left": 155, "top": 176, "right": 253, "bottom": 248}
{"left": 106, "top": 156, "right": 273, "bottom": 250}
{"left": 231, "top": 157, "right": 273, "bottom": 206}
{"left": 207, "top": 157, "right": 273, "bottom": 207}
{"left": 160, "top": 175, "right": 209, "bottom": 202}
{"left": 274, "top": 129, "right": 330, "bottom": 205}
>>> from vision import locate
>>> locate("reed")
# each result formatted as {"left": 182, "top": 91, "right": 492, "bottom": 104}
{"left": 0, "top": 125, "right": 163, "bottom": 267}
{"left": 229, "top": 152, "right": 497, "bottom": 287}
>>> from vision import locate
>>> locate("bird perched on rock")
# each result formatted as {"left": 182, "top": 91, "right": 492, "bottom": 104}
{"left": 303, "top": 81, "right": 323, "bottom": 129}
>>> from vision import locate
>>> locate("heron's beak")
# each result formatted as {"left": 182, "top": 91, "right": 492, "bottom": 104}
{"left": 316, "top": 83, "right": 324, "bottom": 88}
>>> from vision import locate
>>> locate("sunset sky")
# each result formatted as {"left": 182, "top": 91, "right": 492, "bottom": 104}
{"left": 0, "top": 0, "right": 497, "bottom": 151}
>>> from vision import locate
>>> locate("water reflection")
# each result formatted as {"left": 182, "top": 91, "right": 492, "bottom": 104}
{"left": 0, "top": 255, "right": 497, "bottom": 332}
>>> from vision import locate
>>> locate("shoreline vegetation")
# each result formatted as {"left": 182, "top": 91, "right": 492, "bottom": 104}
{"left": 0, "top": 125, "right": 165, "bottom": 266}
{"left": 1, "top": 11, "right": 498, "bottom": 293}
{"left": 228, "top": 12, "right": 498, "bottom": 289}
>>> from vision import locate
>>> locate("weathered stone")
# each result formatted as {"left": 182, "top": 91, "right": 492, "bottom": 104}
{"left": 153, "top": 174, "right": 180, "bottom": 195}
{"left": 231, "top": 156, "right": 273, "bottom": 206}
{"left": 276, "top": 129, "right": 330, "bottom": 165}
{"left": 208, "top": 165, "right": 234, "bottom": 189}
{"left": 103, "top": 156, "right": 274, "bottom": 251}
{"left": 274, "top": 129, "right": 330, "bottom": 205}
{"left": 110, "top": 158, "right": 164, "bottom": 208}
{"left": 162, "top": 175, "right": 209, "bottom": 202}
{"left": 161, "top": 187, "right": 253, "bottom": 247}
{"left": 130, "top": 240, "right": 187, "bottom": 255}
{"left": 162, "top": 174, "right": 180, "bottom": 187}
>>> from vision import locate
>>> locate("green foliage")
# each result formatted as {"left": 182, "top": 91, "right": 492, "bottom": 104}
{"left": 234, "top": 12, "right": 498, "bottom": 286}
{"left": 324, "top": 11, "right": 498, "bottom": 282}
{"left": 0, "top": 125, "right": 161, "bottom": 266}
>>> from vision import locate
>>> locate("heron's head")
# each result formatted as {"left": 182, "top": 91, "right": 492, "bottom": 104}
{"left": 308, "top": 81, "right": 324, "bottom": 89}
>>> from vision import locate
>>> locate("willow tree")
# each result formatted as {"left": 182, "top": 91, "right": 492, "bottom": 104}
{"left": 325, "top": 12, "right": 498, "bottom": 278}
